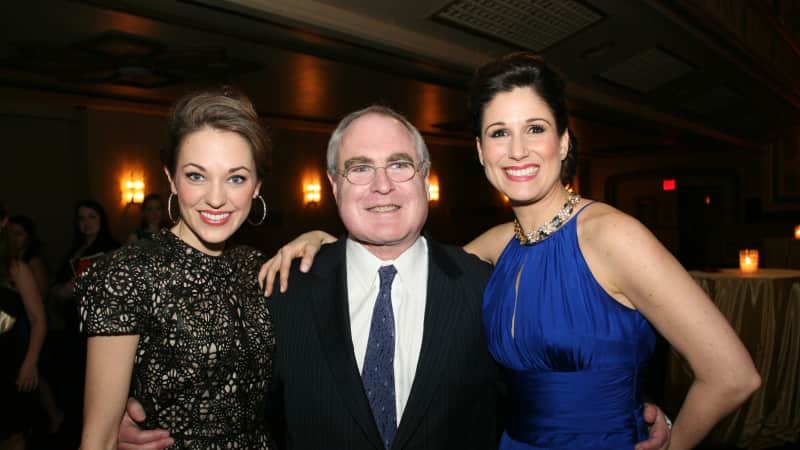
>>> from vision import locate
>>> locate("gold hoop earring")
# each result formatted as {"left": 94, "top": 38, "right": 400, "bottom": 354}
{"left": 167, "top": 193, "right": 179, "bottom": 224}
{"left": 248, "top": 195, "right": 267, "bottom": 226}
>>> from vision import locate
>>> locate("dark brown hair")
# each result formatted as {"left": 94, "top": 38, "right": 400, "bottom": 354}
{"left": 469, "top": 52, "right": 577, "bottom": 185}
{"left": 162, "top": 87, "right": 271, "bottom": 179}
{"left": 68, "top": 200, "right": 118, "bottom": 256}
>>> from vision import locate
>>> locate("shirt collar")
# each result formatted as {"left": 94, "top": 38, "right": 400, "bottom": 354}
{"left": 345, "top": 236, "right": 427, "bottom": 291}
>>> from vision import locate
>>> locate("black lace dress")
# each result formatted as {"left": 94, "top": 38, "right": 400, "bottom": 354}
{"left": 76, "top": 230, "right": 275, "bottom": 449}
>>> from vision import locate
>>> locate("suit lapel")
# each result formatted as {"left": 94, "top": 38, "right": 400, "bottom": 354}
{"left": 310, "top": 241, "right": 384, "bottom": 449}
{"left": 393, "top": 239, "right": 464, "bottom": 449}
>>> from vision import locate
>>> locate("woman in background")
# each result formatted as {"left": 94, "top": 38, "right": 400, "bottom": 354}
{"left": 50, "top": 200, "right": 120, "bottom": 446}
{"left": 53, "top": 200, "right": 120, "bottom": 302}
{"left": 127, "top": 194, "right": 168, "bottom": 243}
{"left": 8, "top": 216, "right": 48, "bottom": 297}
{"left": 7, "top": 215, "right": 63, "bottom": 435}
{"left": 0, "top": 204, "right": 46, "bottom": 450}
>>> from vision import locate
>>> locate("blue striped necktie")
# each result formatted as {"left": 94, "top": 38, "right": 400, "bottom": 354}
{"left": 362, "top": 265, "right": 398, "bottom": 449}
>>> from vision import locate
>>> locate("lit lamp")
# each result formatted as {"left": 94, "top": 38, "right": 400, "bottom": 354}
{"left": 795, "top": 225, "right": 800, "bottom": 240}
{"left": 428, "top": 175, "right": 440, "bottom": 202}
{"left": 123, "top": 179, "right": 145, "bottom": 204}
{"left": 738, "top": 249, "right": 759, "bottom": 273}
{"left": 303, "top": 183, "right": 321, "bottom": 205}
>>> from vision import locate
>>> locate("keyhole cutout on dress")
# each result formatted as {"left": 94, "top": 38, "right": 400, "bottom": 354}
{"left": 511, "top": 264, "right": 524, "bottom": 338}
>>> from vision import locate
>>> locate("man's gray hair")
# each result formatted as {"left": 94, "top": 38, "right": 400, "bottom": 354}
{"left": 326, "top": 105, "right": 430, "bottom": 175}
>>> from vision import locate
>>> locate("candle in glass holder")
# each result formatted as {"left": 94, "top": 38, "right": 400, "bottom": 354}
{"left": 795, "top": 225, "right": 800, "bottom": 240}
{"left": 739, "top": 249, "right": 759, "bottom": 273}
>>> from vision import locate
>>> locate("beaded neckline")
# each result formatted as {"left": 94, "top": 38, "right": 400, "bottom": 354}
{"left": 513, "top": 192, "right": 581, "bottom": 245}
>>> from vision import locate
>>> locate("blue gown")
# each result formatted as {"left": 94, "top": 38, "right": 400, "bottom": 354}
{"left": 483, "top": 204, "right": 656, "bottom": 449}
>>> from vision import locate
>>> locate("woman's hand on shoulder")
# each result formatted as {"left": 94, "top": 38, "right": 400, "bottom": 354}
{"left": 463, "top": 222, "right": 514, "bottom": 266}
{"left": 259, "top": 230, "right": 337, "bottom": 297}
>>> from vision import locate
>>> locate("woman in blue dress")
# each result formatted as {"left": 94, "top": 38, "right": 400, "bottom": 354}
{"left": 460, "top": 52, "right": 760, "bottom": 449}
{"left": 256, "top": 53, "right": 760, "bottom": 450}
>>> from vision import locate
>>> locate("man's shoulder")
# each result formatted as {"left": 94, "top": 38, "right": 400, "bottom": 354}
{"left": 267, "top": 243, "right": 341, "bottom": 314}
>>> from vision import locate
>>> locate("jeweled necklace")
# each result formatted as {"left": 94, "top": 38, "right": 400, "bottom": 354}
{"left": 513, "top": 192, "right": 581, "bottom": 245}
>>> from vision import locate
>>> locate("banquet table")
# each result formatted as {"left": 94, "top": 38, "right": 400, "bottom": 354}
{"left": 667, "top": 269, "right": 800, "bottom": 448}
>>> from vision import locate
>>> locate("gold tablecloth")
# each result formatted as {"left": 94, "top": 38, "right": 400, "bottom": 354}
{"left": 668, "top": 269, "right": 800, "bottom": 448}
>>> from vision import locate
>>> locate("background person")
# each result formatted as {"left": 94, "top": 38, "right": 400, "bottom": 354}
{"left": 127, "top": 193, "right": 168, "bottom": 243}
{"left": 7, "top": 214, "right": 63, "bottom": 436}
{"left": 8, "top": 216, "right": 48, "bottom": 298}
{"left": 52, "top": 200, "right": 120, "bottom": 303}
{"left": 0, "top": 203, "right": 47, "bottom": 450}
{"left": 49, "top": 199, "right": 120, "bottom": 447}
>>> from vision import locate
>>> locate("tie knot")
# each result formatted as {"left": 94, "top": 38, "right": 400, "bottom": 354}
{"left": 378, "top": 265, "right": 397, "bottom": 287}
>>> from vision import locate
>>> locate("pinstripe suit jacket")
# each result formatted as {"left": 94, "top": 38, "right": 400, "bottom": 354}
{"left": 267, "top": 237, "right": 501, "bottom": 450}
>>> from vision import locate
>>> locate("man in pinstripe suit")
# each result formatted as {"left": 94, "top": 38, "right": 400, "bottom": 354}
{"left": 264, "top": 106, "right": 501, "bottom": 449}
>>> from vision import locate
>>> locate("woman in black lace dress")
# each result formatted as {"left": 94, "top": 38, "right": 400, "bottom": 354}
{"left": 76, "top": 88, "right": 275, "bottom": 449}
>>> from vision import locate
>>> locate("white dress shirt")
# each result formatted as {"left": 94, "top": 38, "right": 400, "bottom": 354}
{"left": 346, "top": 236, "right": 428, "bottom": 423}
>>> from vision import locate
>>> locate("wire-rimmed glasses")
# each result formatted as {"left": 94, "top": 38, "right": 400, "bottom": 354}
{"left": 339, "top": 160, "right": 429, "bottom": 185}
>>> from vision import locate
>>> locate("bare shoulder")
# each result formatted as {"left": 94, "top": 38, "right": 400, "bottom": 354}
{"left": 577, "top": 201, "right": 654, "bottom": 251}
{"left": 463, "top": 221, "right": 514, "bottom": 265}
{"left": 484, "top": 221, "right": 515, "bottom": 241}
{"left": 576, "top": 201, "right": 666, "bottom": 307}
{"left": 9, "top": 259, "right": 33, "bottom": 279}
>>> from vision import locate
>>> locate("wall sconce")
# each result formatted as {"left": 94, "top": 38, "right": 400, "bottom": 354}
{"left": 123, "top": 178, "right": 145, "bottom": 204}
{"left": 795, "top": 225, "right": 800, "bottom": 240}
{"left": 739, "top": 249, "right": 759, "bottom": 273}
{"left": 304, "top": 183, "right": 321, "bottom": 205}
{"left": 428, "top": 175, "right": 440, "bottom": 202}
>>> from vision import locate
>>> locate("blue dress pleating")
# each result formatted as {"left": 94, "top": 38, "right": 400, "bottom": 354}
{"left": 483, "top": 204, "right": 656, "bottom": 450}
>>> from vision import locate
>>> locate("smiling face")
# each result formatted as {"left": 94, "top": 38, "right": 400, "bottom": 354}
{"left": 165, "top": 126, "right": 262, "bottom": 255}
{"left": 329, "top": 113, "right": 429, "bottom": 260}
{"left": 476, "top": 86, "right": 569, "bottom": 206}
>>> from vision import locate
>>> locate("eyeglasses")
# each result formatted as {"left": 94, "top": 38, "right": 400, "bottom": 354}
{"left": 339, "top": 161, "right": 429, "bottom": 185}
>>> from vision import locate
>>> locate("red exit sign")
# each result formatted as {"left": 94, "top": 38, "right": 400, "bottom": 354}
{"left": 662, "top": 179, "right": 676, "bottom": 191}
